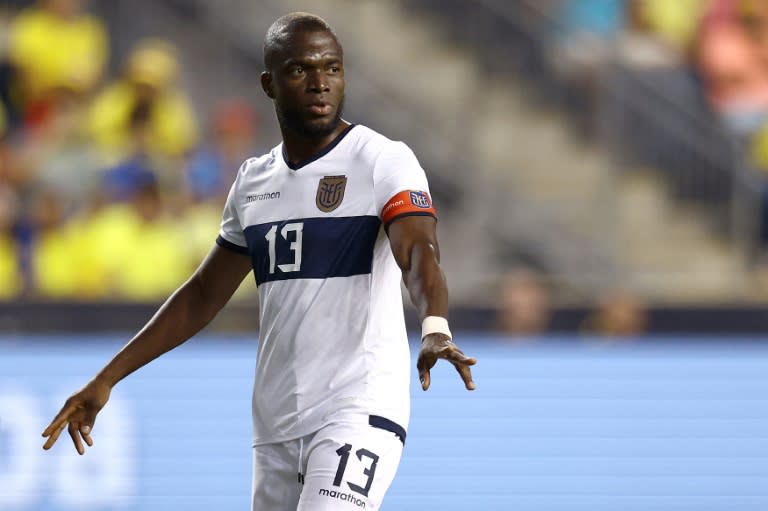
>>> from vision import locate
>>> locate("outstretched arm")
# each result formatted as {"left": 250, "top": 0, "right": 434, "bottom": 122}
{"left": 387, "top": 216, "right": 476, "bottom": 391}
{"left": 42, "top": 244, "right": 252, "bottom": 454}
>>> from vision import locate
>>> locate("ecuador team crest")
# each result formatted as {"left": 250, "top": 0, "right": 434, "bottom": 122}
{"left": 315, "top": 175, "right": 347, "bottom": 212}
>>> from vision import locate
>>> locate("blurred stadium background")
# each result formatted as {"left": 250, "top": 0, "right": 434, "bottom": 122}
{"left": 2, "top": 0, "right": 768, "bottom": 509}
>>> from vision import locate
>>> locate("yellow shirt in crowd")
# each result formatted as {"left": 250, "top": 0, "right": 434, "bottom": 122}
{"left": 639, "top": 0, "right": 709, "bottom": 50}
{"left": 110, "top": 216, "right": 191, "bottom": 301}
{"left": 89, "top": 82, "right": 199, "bottom": 161}
{"left": 33, "top": 205, "right": 196, "bottom": 301}
{"left": 8, "top": 7, "right": 108, "bottom": 98}
{"left": 33, "top": 224, "right": 80, "bottom": 298}
{"left": 0, "top": 237, "right": 20, "bottom": 299}
{"left": 65, "top": 205, "right": 138, "bottom": 298}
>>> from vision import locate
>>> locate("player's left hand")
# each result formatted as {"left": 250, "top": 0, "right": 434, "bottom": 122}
{"left": 417, "top": 333, "right": 476, "bottom": 391}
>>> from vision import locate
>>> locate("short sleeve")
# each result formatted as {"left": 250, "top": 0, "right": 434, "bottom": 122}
{"left": 216, "top": 176, "right": 249, "bottom": 255}
{"left": 373, "top": 142, "right": 437, "bottom": 228}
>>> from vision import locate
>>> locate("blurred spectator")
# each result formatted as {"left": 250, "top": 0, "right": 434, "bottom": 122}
{"left": 0, "top": 184, "right": 21, "bottom": 299}
{"left": 615, "top": 0, "right": 700, "bottom": 69}
{"left": 694, "top": 19, "right": 768, "bottom": 134}
{"left": 7, "top": 0, "right": 107, "bottom": 129}
{"left": 20, "top": 88, "right": 102, "bottom": 205}
{"left": 581, "top": 290, "right": 648, "bottom": 338}
{"left": 100, "top": 100, "right": 163, "bottom": 202}
{"left": 496, "top": 267, "right": 551, "bottom": 336}
{"left": 0, "top": 108, "right": 24, "bottom": 204}
{"left": 38, "top": 180, "right": 195, "bottom": 301}
{"left": 0, "top": 104, "right": 10, "bottom": 180}
{"left": 179, "top": 196, "right": 224, "bottom": 270}
{"left": 185, "top": 99, "right": 260, "bottom": 201}
{"left": 551, "top": 0, "right": 626, "bottom": 74}
{"left": 556, "top": 0, "right": 626, "bottom": 41}
{"left": 62, "top": 196, "right": 140, "bottom": 298}
{"left": 691, "top": 5, "right": 768, "bottom": 249}
{"left": 0, "top": 5, "right": 15, "bottom": 127}
{"left": 0, "top": 3, "right": 18, "bottom": 144}
{"left": 180, "top": 99, "right": 263, "bottom": 270}
{"left": 733, "top": 1, "right": 768, "bottom": 171}
{"left": 549, "top": 1, "right": 626, "bottom": 138}
{"left": 29, "top": 185, "right": 80, "bottom": 298}
{"left": 636, "top": 0, "right": 709, "bottom": 52}
{"left": 88, "top": 38, "right": 198, "bottom": 165}
{"left": 700, "top": 0, "right": 743, "bottom": 28}
{"left": 688, "top": 1, "right": 768, "bottom": 248}
{"left": 741, "top": 0, "right": 768, "bottom": 64}
{"left": 108, "top": 181, "right": 194, "bottom": 300}
{"left": 0, "top": 65, "right": 14, "bottom": 132}
{"left": 51, "top": 199, "right": 114, "bottom": 298}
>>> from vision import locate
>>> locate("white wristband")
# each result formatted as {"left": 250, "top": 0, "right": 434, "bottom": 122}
{"left": 421, "top": 316, "right": 452, "bottom": 340}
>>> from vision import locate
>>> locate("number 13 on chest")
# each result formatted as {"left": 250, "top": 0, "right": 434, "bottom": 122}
{"left": 264, "top": 222, "right": 304, "bottom": 274}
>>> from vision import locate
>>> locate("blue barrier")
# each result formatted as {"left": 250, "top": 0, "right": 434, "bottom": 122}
{"left": 1, "top": 335, "right": 768, "bottom": 510}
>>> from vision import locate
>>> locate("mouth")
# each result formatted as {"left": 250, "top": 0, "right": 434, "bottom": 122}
{"left": 307, "top": 102, "right": 333, "bottom": 116}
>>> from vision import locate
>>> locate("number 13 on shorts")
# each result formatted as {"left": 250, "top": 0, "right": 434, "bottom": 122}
{"left": 298, "top": 424, "right": 404, "bottom": 510}
{"left": 333, "top": 443, "right": 379, "bottom": 496}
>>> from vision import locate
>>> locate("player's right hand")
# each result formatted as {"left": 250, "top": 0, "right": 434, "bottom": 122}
{"left": 41, "top": 378, "right": 112, "bottom": 455}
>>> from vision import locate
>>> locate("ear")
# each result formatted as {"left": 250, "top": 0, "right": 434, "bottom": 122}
{"left": 261, "top": 72, "right": 275, "bottom": 99}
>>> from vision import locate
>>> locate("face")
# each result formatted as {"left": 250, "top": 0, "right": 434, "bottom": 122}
{"left": 262, "top": 30, "right": 345, "bottom": 138}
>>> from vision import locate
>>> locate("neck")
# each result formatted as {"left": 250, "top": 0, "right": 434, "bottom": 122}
{"left": 280, "top": 120, "right": 350, "bottom": 166}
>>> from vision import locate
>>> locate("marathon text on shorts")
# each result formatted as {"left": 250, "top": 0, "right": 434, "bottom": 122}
{"left": 318, "top": 488, "right": 366, "bottom": 508}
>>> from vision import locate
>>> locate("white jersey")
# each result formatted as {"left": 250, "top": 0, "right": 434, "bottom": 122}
{"left": 217, "top": 124, "right": 437, "bottom": 445}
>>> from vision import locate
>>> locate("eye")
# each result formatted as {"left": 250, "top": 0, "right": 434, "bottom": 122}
{"left": 291, "top": 66, "right": 304, "bottom": 76}
{"left": 329, "top": 65, "right": 341, "bottom": 74}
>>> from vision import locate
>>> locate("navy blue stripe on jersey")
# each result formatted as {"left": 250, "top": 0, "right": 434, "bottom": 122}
{"left": 216, "top": 235, "right": 249, "bottom": 255}
{"left": 369, "top": 415, "right": 407, "bottom": 445}
{"left": 283, "top": 124, "right": 357, "bottom": 170}
{"left": 244, "top": 215, "right": 381, "bottom": 285}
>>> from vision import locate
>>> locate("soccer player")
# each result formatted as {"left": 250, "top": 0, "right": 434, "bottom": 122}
{"left": 41, "top": 12, "right": 476, "bottom": 510}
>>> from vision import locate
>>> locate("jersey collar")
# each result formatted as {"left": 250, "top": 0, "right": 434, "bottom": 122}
{"left": 282, "top": 123, "right": 357, "bottom": 171}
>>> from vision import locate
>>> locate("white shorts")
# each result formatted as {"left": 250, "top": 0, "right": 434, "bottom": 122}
{"left": 251, "top": 414, "right": 406, "bottom": 511}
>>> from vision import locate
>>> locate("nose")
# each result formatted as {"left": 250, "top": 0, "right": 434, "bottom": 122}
{"left": 306, "top": 70, "right": 330, "bottom": 93}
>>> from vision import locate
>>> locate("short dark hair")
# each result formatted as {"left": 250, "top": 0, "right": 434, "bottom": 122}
{"left": 263, "top": 12, "right": 340, "bottom": 70}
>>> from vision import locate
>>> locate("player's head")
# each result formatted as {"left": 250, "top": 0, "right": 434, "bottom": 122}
{"left": 261, "top": 13, "right": 345, "bottom": 138}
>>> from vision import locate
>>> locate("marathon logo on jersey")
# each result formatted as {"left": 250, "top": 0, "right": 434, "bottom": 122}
{"left": 318, "top": 488, "right": 366, "bottom": 508}
{"left": 316, "top": 175, "right": 347, "bottom": 212}
{"left": 246, "top": 191, "right": 280, "bottom": 203}
{"left": 409, "top": 191, "right": 431, "bottom": 209}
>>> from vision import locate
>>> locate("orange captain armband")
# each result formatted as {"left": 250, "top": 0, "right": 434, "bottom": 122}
{"left": 380, "top": 190, "right": 437, "bottom": 228}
